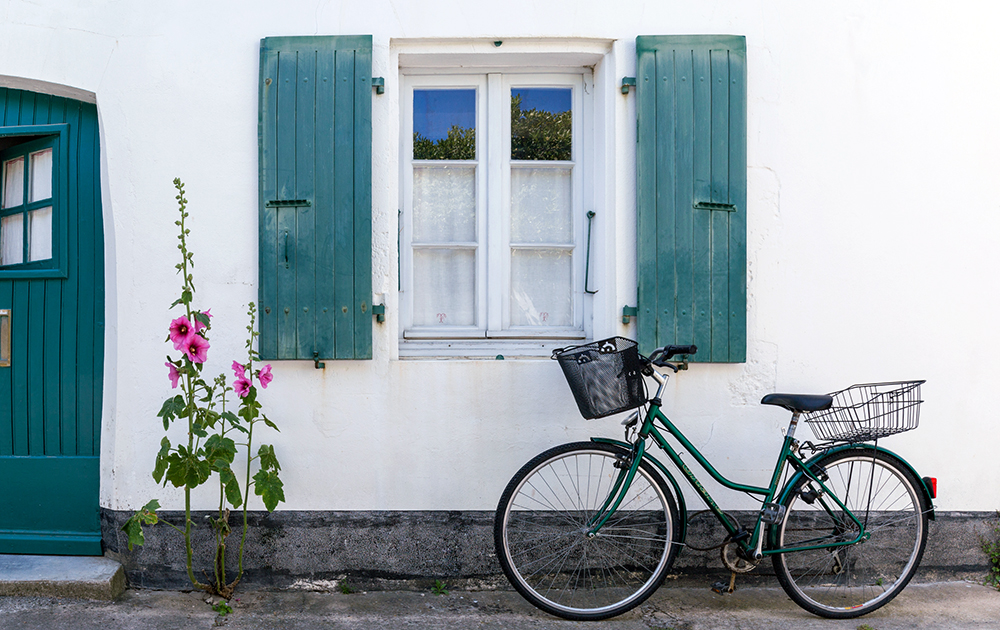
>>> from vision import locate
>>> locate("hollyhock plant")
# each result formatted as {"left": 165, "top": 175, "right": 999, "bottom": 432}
{"left": 166, "top": 361, "right": 181, "bottom": 389}
{"left": 184, "top": 334, "right": 210, "bottom": 363}
{"left": 124, "top": 179, "right": 284, "bottom": 600}
{"left": 258, "top": 364, "right": 273, "bottom": 389}
{"left": 169, "top": 316, "right": 196, "bottom": 350}
{"left": 233, "top": 376, "right": 252, "bottom": 398}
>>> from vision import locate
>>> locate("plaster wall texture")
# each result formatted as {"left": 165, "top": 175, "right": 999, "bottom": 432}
{"left": 0, "top": 1, "right": 997, "bottom": 514}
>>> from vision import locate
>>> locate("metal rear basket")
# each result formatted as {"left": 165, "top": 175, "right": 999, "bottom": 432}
{"left": 552, "top": 337, "right": 647, "bottom": 420}
{"left": 803, "top": 380, "right": 925, "bottom": 443}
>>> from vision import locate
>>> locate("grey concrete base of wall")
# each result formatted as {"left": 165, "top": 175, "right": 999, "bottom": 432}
{"left": 102, "top": 509, "right": 994, "bottom": 591}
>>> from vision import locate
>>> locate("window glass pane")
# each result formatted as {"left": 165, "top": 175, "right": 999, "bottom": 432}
{"left": 510, "top": 166, "right": 572, "bottom": 244}
{"left": 511, "top": 88, "right": 572, "bottom": 161}
{"left": 510, "top": 249, "right": 572, "bottom": 327}
{"left": 0, "top": 213, "right": 23, "bottom": 265}
{"left": 413, "top": 165, "right": 476, "bottom": 243}
{"left": 2, "top": 156, "right": 24, "bottom": 209}
{"left": 29, "top": 148, "right": 53, "bottom": 202}
{"left": 413, "top": 249, "right": 476, "bottom": 327}
{"left": 28, "top": 206, "right": 53, "bottom": 262}
{"left": 413, "top": 89, "right": 476, "bottom": 160}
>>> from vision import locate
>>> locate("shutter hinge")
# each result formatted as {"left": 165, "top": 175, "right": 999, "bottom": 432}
{"left": 622, "top": 305, "right": 638, "bottom": 324}
{"left": 621, "top": 77, "right": 636, "bottom": 95}
{"left": 372, "top": 303, "right": 385, "bottom": 324}
{"left": 372, "top": 77, "right": 385, "bottom": 95}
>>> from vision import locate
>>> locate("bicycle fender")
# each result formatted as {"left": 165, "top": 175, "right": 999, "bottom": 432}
{"left": 590, "top": 437, "right": 689, "bottom": 545}
{"left": 778, "top": 444, "right": 935, "bottom": 521}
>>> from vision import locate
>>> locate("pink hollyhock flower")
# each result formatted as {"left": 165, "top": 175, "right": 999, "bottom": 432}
{"left": 233, "top": 376, "right": 252, "bottom": 398}
{"left": 193, "top": 309, "right": 212, "bottom": 332}
{"left": 232, "top": 360, "right": 246, "bottom": 379}
{"left": 184, "top": 334, "right": 210, "bottom": 363}
{"left": 258, "top": 364, "right": 273, "bottom": 389}
{"left": 169, "top": 316, "right": 196, "bottom": 350}
{"left": 165, "top": 361, "right": 180, "bottom": 388}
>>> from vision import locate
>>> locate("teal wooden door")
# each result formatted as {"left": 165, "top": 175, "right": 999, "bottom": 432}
{"left": 0, "top": 88, "right": 105, "bottom": 555}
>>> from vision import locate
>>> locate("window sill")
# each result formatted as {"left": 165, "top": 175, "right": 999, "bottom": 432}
{"left": 398, "top": 338, "right": 587, "bottom": 359}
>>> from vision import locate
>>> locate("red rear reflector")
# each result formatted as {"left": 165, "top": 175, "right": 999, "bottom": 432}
{"left": 923, "top": 476, "right": 937, "bottom": 499}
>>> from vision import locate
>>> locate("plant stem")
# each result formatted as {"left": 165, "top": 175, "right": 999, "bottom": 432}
{"left": 237, "top": 418, "right": 254, "bottom": 582}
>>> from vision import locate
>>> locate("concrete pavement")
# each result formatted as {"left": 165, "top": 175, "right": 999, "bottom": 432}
{"left": 0, "top": 581, "right": 998, "bottom": 629}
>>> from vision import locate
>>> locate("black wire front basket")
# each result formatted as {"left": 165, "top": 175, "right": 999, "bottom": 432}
{"left": 803, "top": 380, "right": 925, "bottom": 443}
{"left": 552, "top": 337, "right": 647, "bottom": 420}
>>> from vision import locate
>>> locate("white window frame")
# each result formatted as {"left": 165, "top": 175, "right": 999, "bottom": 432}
{"left": 399, "top": 69, "right": 594, "bottom": 354}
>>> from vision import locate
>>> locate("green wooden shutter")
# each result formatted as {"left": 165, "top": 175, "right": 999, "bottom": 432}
{"left": 635, "top": 35, "right": 746, "bottom": 362}
{"left": 259, "top": 35, "right": 373, "bottom": 360}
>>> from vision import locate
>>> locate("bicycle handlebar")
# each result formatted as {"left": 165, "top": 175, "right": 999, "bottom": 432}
{"left": 644, "top": 344, "right": 698, "bottom": 372}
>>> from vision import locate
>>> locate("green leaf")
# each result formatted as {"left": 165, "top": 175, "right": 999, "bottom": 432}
{"left": 261, "top": 415, "right": 279, "bottom": 431}
{"left": 258, "top": 443, "right": 281, "bottom": 472}
{"left": 219, "top": 466, "right": 243, "bottom": 508}
{"left": 121, "top": 499, "right": 160, "bottom": 551}
{"left": 253, "top": 468, "right": 285, "bottom": 511}
{"left": 221, "top": 411, "right": 240, "bottom": 427}
{"left": 164, "top": 447, "right": 211, "bottom": 489}
{"left": 157, "top": 395, "right": 185, "bottom": 430}
{"left": 205, "top": 434, "right": 237, "bottom": 466}
{"left": 121, "top": 514, "right": 145, "bottom": 551}
{"left": 194, "top": 311, "right": 211, "bottom": 331}
{"left": 152, "top": 438, "right": 172, "bottom": 484}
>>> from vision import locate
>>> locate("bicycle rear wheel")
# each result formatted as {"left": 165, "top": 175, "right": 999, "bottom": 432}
{"left": 770, "top": 448, "right": 929, "bottom": 618}
{"left": 494, "top": 441, "right": 678, "bottom": 621}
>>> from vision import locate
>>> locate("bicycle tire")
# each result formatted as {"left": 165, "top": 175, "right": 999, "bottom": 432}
{"left": 770, "top": 448, "right": 929, "bottom": 618}
{"left": 494, "top": 441, "right": 679, "bottom": 621}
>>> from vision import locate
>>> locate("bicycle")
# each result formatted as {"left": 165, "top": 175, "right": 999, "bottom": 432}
{"left": 494, "top": 337, "right": 935, "bottom": 621}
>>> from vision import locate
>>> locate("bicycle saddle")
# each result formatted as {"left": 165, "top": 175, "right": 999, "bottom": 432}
{"left": 760, "top": 393, "right": 832, "bottom": 413}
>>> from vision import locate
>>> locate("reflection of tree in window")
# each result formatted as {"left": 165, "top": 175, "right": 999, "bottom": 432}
{"left": 511, "top": 94, "right": 571, "bottom": 161}
{"left": 413, "top": 126, "right": 475, "bottom": 160}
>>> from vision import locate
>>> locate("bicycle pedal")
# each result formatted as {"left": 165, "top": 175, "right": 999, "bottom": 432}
{"left": 710, "top": 581, "right": 728, "bottom": 594}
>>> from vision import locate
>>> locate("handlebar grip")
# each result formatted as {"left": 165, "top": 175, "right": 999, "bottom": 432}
{"left": 668, "top": 344, "right": 698, "bottom": 357}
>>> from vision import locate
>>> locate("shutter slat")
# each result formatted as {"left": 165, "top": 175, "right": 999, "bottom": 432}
{"left": 294, "top": 50, "right": 317, "bottom": 359}
{"left": 710, "top": 49, "right": 731, "bottom": 361}
{"left": 333, "top": 49, "right": 356, "bottom": 359}
{"left": 636, "top": 36, "right": 746, "bottom": 362}
{"left": 654, "top": 49, "right": 676, "bottom": 351}
{"left": 673, "top": 49, "right": 696, "bottom": 348}
{"left": 353, "top": 45, "right": 373, "bottom": 359}
{"left": 635, "top": 49, "right": 658, "bottom": 353}
{"left": 259, "top": 50, "right": 280, "bottom": 359}
{"left": 314, "top": 51, "right": 337, "bottom": 356}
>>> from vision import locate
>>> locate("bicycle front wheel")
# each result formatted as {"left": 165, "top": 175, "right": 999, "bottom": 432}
{"left": 770, "top": 448, "right": 929, "bottom": 618}
{"left": 494, "top": 441, "right": 678, "bottom": 621}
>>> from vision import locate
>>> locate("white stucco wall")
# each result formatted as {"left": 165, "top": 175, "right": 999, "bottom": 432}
{"left": 2, "top": 0, "right": 997, "bottom": 514}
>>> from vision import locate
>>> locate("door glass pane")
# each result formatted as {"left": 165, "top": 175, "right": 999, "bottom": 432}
{"left": 510, "top": 166, "right": 572, "bottom": 244}
{"left": 2, "top": 157, "right": 24, "bottom": 209}
{"left": 413, "top": 166, "right": 476, "bottom": 243}
{"left": 29, "top": 149, "right": 53, "bottom": 202}
{"left": 511, "top": 88, "right": 572, "bottom": 161}
{"left": 1, "top": 213, "right": 23, "bottom": 265}
{"left": 510, "top": 249, "right": 572, "bottom": 327}
{"left": 413, "top": 89, "right": 476, "bottom": 160}
{"left": 413, "top": 249, "right": 476, "bottom": 326}
{"left": 28, "top": 206, "right": 53, "bottom": 262}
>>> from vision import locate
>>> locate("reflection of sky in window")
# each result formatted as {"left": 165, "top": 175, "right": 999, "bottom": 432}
{"left": 512, "top": 88, "right": 571, "bottom": 114}
{"left": 413, "top": 89, "right": 476, "bottom": 141}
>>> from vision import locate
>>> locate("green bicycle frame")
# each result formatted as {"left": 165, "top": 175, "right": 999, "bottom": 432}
{"left": 587, "top": 399, "right": 867, "bottom": 559}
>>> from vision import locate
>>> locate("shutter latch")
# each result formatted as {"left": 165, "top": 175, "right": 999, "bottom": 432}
{"left": 372, "top": 304, "right": 385, "bottom": 324}
{"left": 372, "top": 77, "right": 385, "bottom": 95}
{"left": 621, "top": 77, "right": 636, "bottom": 95}
{"left": 313, "top": 351, "right": 325, "bottom": 370}
{"left": 694, "top": 201, "right": 736, "bottom": 212}
{"left": 266, "top": 199, "right": 311, "bottom": 208}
